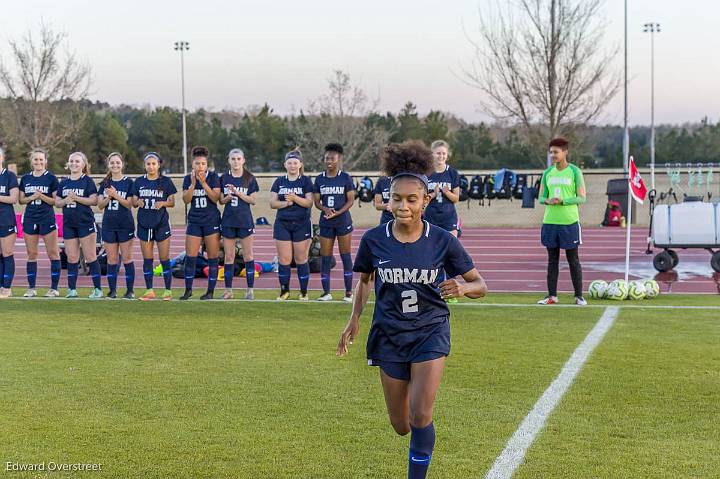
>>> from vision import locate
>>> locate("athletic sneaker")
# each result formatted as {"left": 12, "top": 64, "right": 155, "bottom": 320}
{"left": 276, "top": 289, "right": 290, "bottom": 301}
{"left": 343, "top": 293, "right": 353, "bottom": 303}
{"left": 44, "top": 289, "right": 60, "bottom": 298}
{"left": 537, "top": 295, "right": 559, "bottom": 305}
{"left": 89, "top": 288, "right": 104, "bottom": 299}
{"left": 0, "top": 288, "right": 12, "bottom": 299}
{"left": 317, "top": 293, "right": 333, "bottom": 302}
{"left": 179, "top": 289, "right": 193, "bottom": 301}
{"left": 65, "top": 289, "right": 78, "bottom": 299}
{"left": 162, "top": 289, "right": 173, "bottom": 301}
{"left": 575, "top": 296, "right": 588, "bottom": 306}
{"left": 245, "top": 289, "right": 255, "bottom": 300}
{"left": 23, "top": 288, "right": 37, "bottom": 298}
{"left": 200, "top": 291, "right": 214, "bottom": 300}
{"left": 222, "top": 289, "right": 234, "bottom": 300}
{"left": 298, "top": 292, "right": 309, "bottom": 302}
{"left": 107, "top": 290, "right": 117, "bottom": 299}
{"left": 122, "top": 291, "right": 135, "bottom": 300}
{"left": 139, "top": 289, "right": 155, "bottom": 301}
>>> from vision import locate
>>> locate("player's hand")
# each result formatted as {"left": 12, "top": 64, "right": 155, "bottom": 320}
{"left": 547, "top": 197, "right": 561, "bottom": 205}
{"left": 323, "top": 207, "right": 336, "bottom": 219}
{"left": 190, "top": 170, "right": 197, "bottom": 185}
{"left": 106, "top": 186, "right": 118, "bottom": 199}
{"left": 30, "top": 191, "right": 41, "bottom": 201}
{"left": 226, "top": 184, "right": 237, "bottom": 195}
{"left": 285, "top": 192, "right": 297, "bottom": 202}
{"left": 137, "top": 199, "right": 145, "bottom": 208}
{"left": 337, "top": 317, "right": 360, "bottom": 357}
{"left": 440, "top": 278, "right": 464, "bottom": 300}
{"left": 152, "top": 201, "right": 163, "bottom": 210}
{"left": 197, "top": 171, "right": 207, "bottom": 184}
{"left": 385, "top": 203, "right": 392, "bottom": 212}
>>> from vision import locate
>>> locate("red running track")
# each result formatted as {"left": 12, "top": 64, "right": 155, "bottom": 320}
{"left": 7, "top": 227, "right": 720, "bottom": 294}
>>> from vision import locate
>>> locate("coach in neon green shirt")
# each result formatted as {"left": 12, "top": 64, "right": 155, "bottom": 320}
{"left": 537, "top": 137, "right": 587, "bottom": 305}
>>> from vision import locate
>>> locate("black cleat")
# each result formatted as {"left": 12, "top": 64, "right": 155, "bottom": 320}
{"left": 179, "top": 289, "right": 193, "bottom": 300}
{"left": 107, "top": 290, "right": 117, "bottom": 299}
{"left": 122, "top": 291, "right": 135, "bottom": 300}
{"left": 200, "top": 291, "right": 214, "bottom": 300}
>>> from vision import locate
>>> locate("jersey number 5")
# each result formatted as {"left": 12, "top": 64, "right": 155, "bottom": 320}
{"left": 401, "top": 290, "right": 418, "bottom": 313}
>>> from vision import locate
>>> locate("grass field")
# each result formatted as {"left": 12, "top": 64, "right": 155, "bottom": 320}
{"left": 0, "top": 292, "right": 718, "bottom": 478}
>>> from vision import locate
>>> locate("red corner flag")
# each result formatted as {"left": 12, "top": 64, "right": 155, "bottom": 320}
{"left": 628, "top": 156, "right": 648, "bottom": 204}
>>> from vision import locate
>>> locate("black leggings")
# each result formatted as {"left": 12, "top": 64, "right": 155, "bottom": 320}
{"left": 547, "top": 247, "right": 583, "bottom": 297}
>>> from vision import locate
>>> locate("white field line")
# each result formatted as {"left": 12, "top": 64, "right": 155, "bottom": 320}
{"left": 484, "top": 306, "right": 620, "bottom": 479}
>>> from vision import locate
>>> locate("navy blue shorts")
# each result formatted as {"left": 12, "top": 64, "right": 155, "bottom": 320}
{"left": 63, "top": 224, "right": 96, "bottom": 240}
{"left": 137, "top": 223, "right": 172, "bottom": 242}
{"left": 541, "top": 222, "right": 582, "bottom": 249}
{"left": 102, "top": 229, "right": 135, "bottom": 244}
{"left": 319, "top": 223, "right": 353, "bottom": 239}
{"left": 22, "top": 220, "right": 57, "bottom": 236}
{"left": 186, "top": 223, "right": 221, "bottom": 238}
{"left": 221, "top": 225, "right": 254, "bottom": 239}
{"left": 273, "top": 219, "right": 312, "bottom": 242}
{"left": 0, "top": 224, "right": 17, "bottom": 238}
{"left": 369, "top": 352, "right": 447, "bottom": 381}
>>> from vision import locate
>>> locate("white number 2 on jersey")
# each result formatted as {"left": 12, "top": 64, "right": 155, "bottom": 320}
{"left": 401, "top": 290, "right": 418, "bottom": 313}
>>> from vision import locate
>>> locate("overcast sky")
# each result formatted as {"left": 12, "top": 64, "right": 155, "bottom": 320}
{"left": 2, "top": 0, "right": 718, "bottom": 126}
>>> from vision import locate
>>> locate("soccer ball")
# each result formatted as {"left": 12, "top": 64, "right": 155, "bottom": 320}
{"left": 627, "top": 281, "right": 647, "bottom": 300}
{"left": 607, "top": 280, "right": 628, "bottom": 300}
{"left": 588, "top": 280, "right": 608, "bottom": 299}
{"left": 643, "top": 279, "right": 660, "bottom": 299}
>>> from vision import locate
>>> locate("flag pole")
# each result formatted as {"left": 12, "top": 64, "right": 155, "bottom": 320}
{"left": 624, "top": 157, "right": 634, "bottom": 283}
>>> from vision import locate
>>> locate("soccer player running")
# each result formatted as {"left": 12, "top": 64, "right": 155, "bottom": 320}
{"left": 19, "top": 148, "right": 61, "bottom": 298}
{"left": 314, "top": 143, "right": 356, "bottom": 302}
{"left": 97, "top": 152, "right": 136, "bottom": 299}
{"left": 336, "top": 141, "right": 487, "bottom": 479}
{"left": 537, "top": 137, "right": 587, "bottom": 305}
{"left": 0, "top": 147, "right": 19, "bottom": 298}
{"left": 219, "top": 148, "right": 259, "bottom": 300}
{"left": 181, "top": 146, "right": 222, "bottom": 300}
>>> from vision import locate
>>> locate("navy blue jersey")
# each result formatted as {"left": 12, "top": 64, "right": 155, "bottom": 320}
{"left": 20, "top": 171, "right": 58, "bottom": 224}
{"left": 221, "top": 171, "right": 259, "bottom": 228}
{"left": 271, "top": 175, "right": 314, "bottom": 222}
{"left": 425, "top": 166, "right": 460, "bottom": 224}
{"left": 183, "top": 171, "right": 221, "bottom": 226}
{"left": 98, "top": 176, "right": 135, "bottom": 231}
{"left": 131, "top": 175, "right": 177, "bottom": 229}
{"left": 0, "top": 169, "right": 19, "bottom": 227}
{"left": 353, "top": 220, "right": 475, "bottom": 362}
{"left": 57, "top": 175, "right": 97, "bottom": 227}
{"left": 372, "top": 176, "right": 393, "bottom": 224}
{"left": 313, "top": 171, "right": 355, "bottom": 226}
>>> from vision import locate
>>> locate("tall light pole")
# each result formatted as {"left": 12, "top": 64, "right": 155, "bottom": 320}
{"left": 174, "top": 41, "right": 190, "bottom": 176}
{"left": 643, "top": 22, "right": 660, "bottom": 190}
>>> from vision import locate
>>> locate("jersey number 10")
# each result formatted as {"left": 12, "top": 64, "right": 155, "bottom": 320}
{"left": 194, "top": 197, "right": 207, "bottom": 208}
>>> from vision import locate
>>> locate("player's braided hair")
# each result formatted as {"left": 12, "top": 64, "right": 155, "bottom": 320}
{"left": 380, "top": 140, "right": 433, "bottom": 178}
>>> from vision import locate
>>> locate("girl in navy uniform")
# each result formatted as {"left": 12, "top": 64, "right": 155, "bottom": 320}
{"left": 424, "top": 140, "right": 461, "bottom": 236}
{"left": 314, "top": 143, "right": 356, "bottom": 302}
{"left": 180, "top": 146, "right": 221, "bottom": 300}
{"left": 97, "top": 152, "right": 136, "bottom": 299}
{"left": 131, "top": 153, "right": 177, "bottom": 301}
{"left": 0, "top": 147, "right": 19, "bottom": 298}
{"left": 55, "top": 152, "right": 102, "bottom": 299}
{"left": 373, "top": 175, "right": 393, "bottom": 225}
{"left": 219, "top": 148, "right": 259, "bottom": 300}
{"left": 270, "top": 149, "right": 314, "bottom": 301}
{"left": 19, "top": 148, "right": 61, "bottom": 297}
{"left": 336, "top": 141, "right": 487, "bottom": 479}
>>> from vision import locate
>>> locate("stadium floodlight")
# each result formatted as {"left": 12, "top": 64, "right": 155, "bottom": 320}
{"left": 643, "top": 23, "right": 661, "bottom": 190}
{"left": 174, "top": 41, "right": 190, "bottom": 177}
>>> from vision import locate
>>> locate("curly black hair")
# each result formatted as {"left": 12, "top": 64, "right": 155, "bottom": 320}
{"left": 324, "top": 143, "right": 344, "bottom": 155}
{"left": 191, "top": 145, "right": 210, "bottom": 158}
{"left": 380, "top": 140, "right": 433, "bottom": 178}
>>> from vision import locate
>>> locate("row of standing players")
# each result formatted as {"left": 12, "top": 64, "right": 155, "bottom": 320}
{"left": 0, "top": 141, "right": 462, "bottom": 300}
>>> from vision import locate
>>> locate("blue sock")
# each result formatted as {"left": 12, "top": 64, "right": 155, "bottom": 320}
{"left": 161, "top": 260, "right": 172, "bottom": 290}
{"left": 408, "top": 422, "right": 435, "bottom": 479}
{"left": 184, "top": 256, "right": 197, "bottom": 291}
{"left": 320, "top": 255, "right": 332, "bottom": 294}
{"left": 124, "top": 261, "right": 135, "bottom": 293}
{"left": 2, "top": 255, "right": 15, "bottom": 289}
{"left": 278, "top": 264, "right": 291, "bottom": 290}
{"left": 88, "top": 260, "right": 101, "bottom": 289}
{"left": 224, "top": 263, "right": 234, "bottom": 289}
{"left": 143, "top": 258, "right": 154, "bottom": 289}
{"left": 27, "top": 261, "right": 37, "bottom": 288}
{"left": 245, "top": 260, "right": 255, "bottom": 288}
{"left": 50, "top": 259, "right": 61, "bottom": 290}
{"left": 297, "top": 262, "right": 309, "bottom": 294}
{"left": 107, "top": 263, "right": 118, "bottom": 293}
{"left": 0, "top": 256, "right": 4, "bottom": 287}
{"left": 68, "top": 262, "right": 79, "bottom": 290}
{"left": 207, "top": 258, "right": 219, "bottom": 293}
{"left": 340, "top": 253, "right": 353, "bottom": 294}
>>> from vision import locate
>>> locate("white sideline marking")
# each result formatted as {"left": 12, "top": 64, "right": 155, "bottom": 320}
{"left": 484, "top": 306, "right": 620, "bottom": 479}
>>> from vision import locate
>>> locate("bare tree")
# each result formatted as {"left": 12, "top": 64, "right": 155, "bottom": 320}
{"left": 464, "top": 0, "right": 619, "bottom": 163}
{"left": 293, "top": 70, "right": 390, "bottom": 170}
{"left": 0, "top": 22, "right": 92, "bottom": 151}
